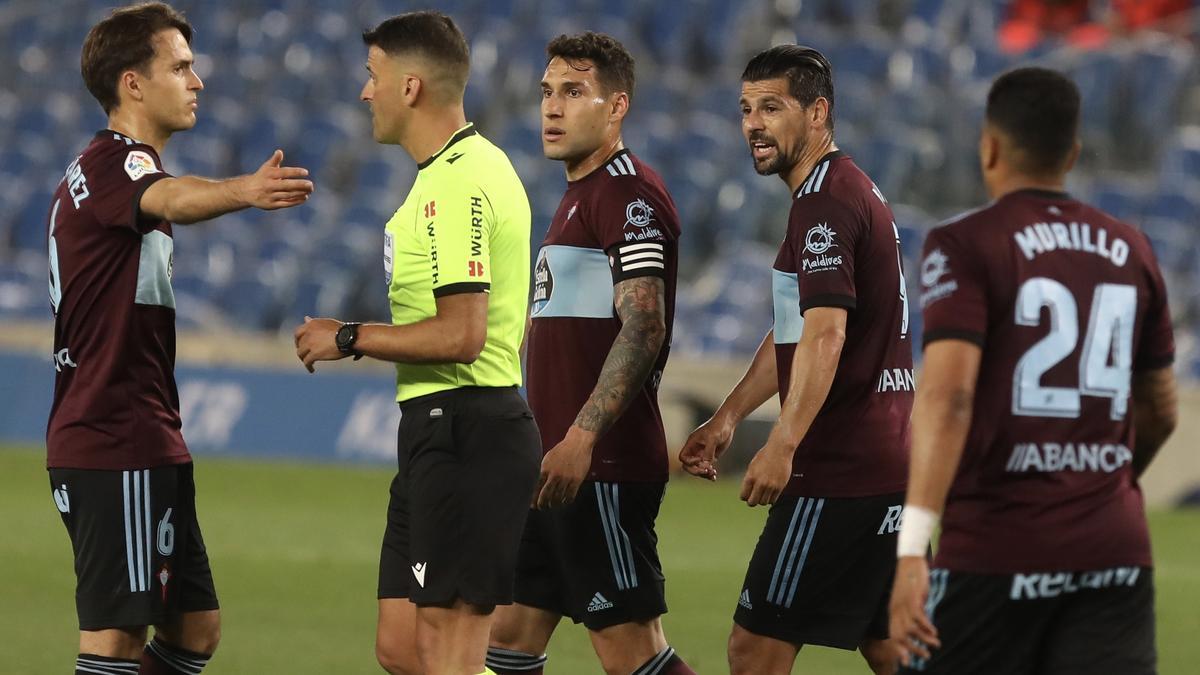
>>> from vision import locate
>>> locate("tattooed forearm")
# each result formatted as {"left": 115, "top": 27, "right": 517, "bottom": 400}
{"left": 573, "top": 276, "right": 667, "bottom": 434}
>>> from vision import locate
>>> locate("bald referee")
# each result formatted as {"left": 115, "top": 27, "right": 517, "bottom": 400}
{"left": 293, "top": 12, "right": 538, "bottom": 675}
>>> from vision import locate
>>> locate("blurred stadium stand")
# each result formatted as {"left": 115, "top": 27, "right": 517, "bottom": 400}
{"left": 0, "top": 0, "right": 1196, "bottom": 372}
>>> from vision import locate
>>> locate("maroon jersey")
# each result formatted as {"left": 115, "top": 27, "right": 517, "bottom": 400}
{"left": 921, "top": 188, "right": 1175, "bottom": 573}
{"left": 525, "top": 149, "right": 680, "bottom": 482}
{"left": 46, "top": 130, "right": 190, "bottom": 470}
{"left": 772, "top": 151, "right": 913, "bottom": 497}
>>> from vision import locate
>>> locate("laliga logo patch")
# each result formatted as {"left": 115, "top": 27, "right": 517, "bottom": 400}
{"left": 624, "top": 198, "right": 654, "bottom": 230}
{"left": 804, "top": 223, "right": 837, "bottom": 255}
{"left": 921, "top": 248, "right": 950, "bottom": 287}
{"left": 124, "top": 150, "right": 159, "bottom": 181}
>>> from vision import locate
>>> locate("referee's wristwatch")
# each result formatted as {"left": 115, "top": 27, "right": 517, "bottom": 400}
{"left": 335, "top": 322, "right": 364, "bottom": 360}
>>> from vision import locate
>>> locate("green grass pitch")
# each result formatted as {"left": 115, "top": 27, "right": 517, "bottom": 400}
{"left": 3, "top": 446, "right": 1198, "bottom": 673}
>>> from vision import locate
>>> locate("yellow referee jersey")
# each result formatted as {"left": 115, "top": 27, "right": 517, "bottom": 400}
{"left": 383, "top": 123, "right": 531, "bottom": 402}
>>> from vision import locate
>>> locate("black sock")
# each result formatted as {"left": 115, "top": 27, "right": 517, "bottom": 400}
{"left": 486, "top": 646, "right": 547, "bottom": 674}
{"left": 633, "top": 646, "right": 696, "bottom": 675}
{"left": 76, "top": 653, "right": 139, "bottom": 674}
{"left": 140, "top": 638, "right": 211, "bottom": 675}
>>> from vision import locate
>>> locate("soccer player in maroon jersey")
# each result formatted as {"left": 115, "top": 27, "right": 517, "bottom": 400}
{"left": 679, "top": 45, "right": 913, "bottom": 674}
{"left": 484, "top": 33, "right": 695, "bottom": 675}
{"left": 47, "top": 4, "right": 312, "bottom": 675}
{"left": 888, "top": 67, "right": 1179, "bottom": 675}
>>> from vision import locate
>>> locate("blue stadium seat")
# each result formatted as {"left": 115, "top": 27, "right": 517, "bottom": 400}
{"left": 0, "top": 0, "right": 1195, "bottom": 360}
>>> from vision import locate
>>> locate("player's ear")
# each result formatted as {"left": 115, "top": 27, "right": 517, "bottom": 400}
{"left": 119, "top": 70, "right": 145, "bottom": 105}
{"left": 979, "top": 125, "right": 1000, "bottom": 172}
{"left": 402, "top": 74, "right": 422, "bottom": 107}
{"left": 811, "top": 97, "right": 830, "bottom": 130}
{"left": 609, "top": 91, "right": 629, "bottom": 123}
{"left": 1062, "top": 138, "right": 1082, "bottom": 174}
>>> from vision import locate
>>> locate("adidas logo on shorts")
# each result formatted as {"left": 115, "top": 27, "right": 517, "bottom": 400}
{"left": 587, "top": 592, "right": 614, "bottom": 612}
{"left": 738, "top": 589, "right": 753, "bottom": 610}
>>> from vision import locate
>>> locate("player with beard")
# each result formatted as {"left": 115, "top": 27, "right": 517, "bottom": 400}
{"left": 680, "top": 45, "right": 912, "bottom": 674}
{"left": 485, "top": 32, "right": 695, "bottom": 675}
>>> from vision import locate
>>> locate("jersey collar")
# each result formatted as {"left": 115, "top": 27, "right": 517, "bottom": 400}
{"left": 1008, "top": 187, "right": 1072, "bottom": 201}
{"left": 567, "top": 148, "right": 633, "bottom": 186}
{"left": 97, "top": 129, "right": 147, "bottom": 146}
{"left": 793, "top": 149, "right": 846, "bottom": 199}
{"left": 417, "top": 123, "right": 477, "bottom": 170}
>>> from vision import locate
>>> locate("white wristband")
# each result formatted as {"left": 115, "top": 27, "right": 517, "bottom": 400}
{"left": 897, "top": 504, "right": 939, "bottom": 558}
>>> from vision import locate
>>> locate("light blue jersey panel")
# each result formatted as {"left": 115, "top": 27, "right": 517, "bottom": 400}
{"left": 135, "top": 230, "right": 175, "bottom": 309}
{"left": 772, "top": 269, "right": 804, "bottom": 344}
{"left": 531, "top": 244, "right": 614, "bottom": 319}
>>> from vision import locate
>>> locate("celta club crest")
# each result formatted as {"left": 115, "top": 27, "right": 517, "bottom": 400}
{"left": 158, "top": 564, "right": 171, "bottom": 602}
{"left": 921, "top": 248, "right": 950, "bottom": 287}
{"left": 624, "top": 198, "right": 654, "bottom": 229}
{"left": 804, "top": 223, "right": 837, "bottom": 255}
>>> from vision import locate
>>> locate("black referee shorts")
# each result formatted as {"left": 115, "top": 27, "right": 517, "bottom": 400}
{"left": 48, "top": 463, "right": 219, "bottom": 631}
{"left": 900, "top": 566, "right": 1156, "bottom": 675}
{"left": 378, "top": 386, "right": 541, "bottom": 609}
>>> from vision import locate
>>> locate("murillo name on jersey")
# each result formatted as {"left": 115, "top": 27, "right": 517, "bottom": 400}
{"left": 921, "top": 188, "right": 1174, "bottom": 573}
{"left": 771, "top": 151, "right": 913, "bottom": 498}
{"left": 1013, "top": 221, "right": 1129, "bottom": 265}
{"left": 526, "top": 149, "right": 680, "bottom": 482}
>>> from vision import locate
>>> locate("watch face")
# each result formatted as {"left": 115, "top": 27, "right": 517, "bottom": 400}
{"left": 336, "top": 324, "right": 354, "bottom": 349}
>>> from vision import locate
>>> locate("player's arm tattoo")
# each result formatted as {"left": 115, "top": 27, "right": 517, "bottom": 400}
{"left": 573, "top": 276, "right": 667, "bottom": 435}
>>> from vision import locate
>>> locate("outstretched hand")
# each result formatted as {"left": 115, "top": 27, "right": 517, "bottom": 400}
{"left": 242, "top": 150, "right": 313, "bottom": 210}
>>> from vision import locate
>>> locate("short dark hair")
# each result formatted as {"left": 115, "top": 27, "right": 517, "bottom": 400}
{"left": 81, "top": 2, "right": 193, "bottom": 114}
{"left": 986, "top": 67, "right": 1081, "bottom": 174}
{"left": 362, "top": 12, "right": 470, "bottom": 101}
{"left": 741, "top": 45, "right": 835, "bottom": 129}
{"left": 546, "top": 32, "right": 635, "bottom": 99}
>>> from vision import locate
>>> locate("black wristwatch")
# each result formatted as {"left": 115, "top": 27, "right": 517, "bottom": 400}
{"left": 335, "top": 322, "right": 362, "bottom": 358}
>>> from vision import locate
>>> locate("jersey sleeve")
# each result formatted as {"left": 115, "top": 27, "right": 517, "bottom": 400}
{"left": 1134, "top": 234, "right": 1175, "bottom": 371}
{"left": 791, "top": 193, "right": 862, "bottom": 313}
{"left": 91, "top": 143, "right": 173, "bottom": 233}
{"left": 587, "top": 179, "right": 672, "bottom": 284}
{"left": 420, "top": 182, "right": 493, "bottom": 297}
{"left": 920, "top": 225, "right": 988, "bottom": 347}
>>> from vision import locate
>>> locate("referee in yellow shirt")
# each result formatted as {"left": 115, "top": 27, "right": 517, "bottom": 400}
{"left": 294, "top": 12, "right": 537, "bottom": 675}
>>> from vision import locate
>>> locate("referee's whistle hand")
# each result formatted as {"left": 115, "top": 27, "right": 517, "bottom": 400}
{"left": 293, "top": 316, "right": 345, "bottom": 373}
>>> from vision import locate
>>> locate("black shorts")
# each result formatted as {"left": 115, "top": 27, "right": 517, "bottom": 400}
{"left": 900, "top": 566, "right": 1156, "bottom": 675}
{"left": 378, "top": 387, "right": 541, "bottom": 609}
{"left": 48, "top": 463, "right": 219, "bottom": 631}
{"left": 734, "top": 492, "right": 904, "bottom": 649}
{"left": 514, "top": 480, "right": 668, "bottom": 631}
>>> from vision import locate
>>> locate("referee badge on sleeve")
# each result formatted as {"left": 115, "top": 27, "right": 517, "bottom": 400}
{"left": 384, "top": 232, "right": 394, "bottom": 285}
